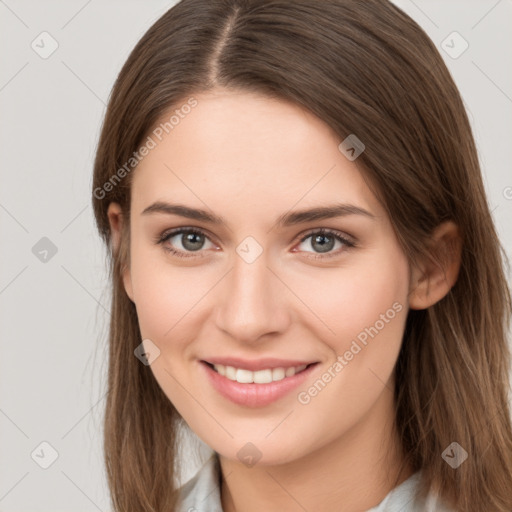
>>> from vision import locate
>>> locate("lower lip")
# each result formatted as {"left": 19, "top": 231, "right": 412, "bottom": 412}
{"left": 200, "top": 361, "right": 319, "bottom": 408}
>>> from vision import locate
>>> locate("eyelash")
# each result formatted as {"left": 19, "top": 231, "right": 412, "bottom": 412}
{"left": 155, "top": 227, "right": 356, "bottom": 260}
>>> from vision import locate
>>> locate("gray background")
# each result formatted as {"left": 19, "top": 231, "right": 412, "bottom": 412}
{"left": 1, "top": 1, "right": 511, "bottom": 510}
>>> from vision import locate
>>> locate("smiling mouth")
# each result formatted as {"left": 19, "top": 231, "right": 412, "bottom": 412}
{"left": 202, "top": 361, "right": 317, "bottom": 384}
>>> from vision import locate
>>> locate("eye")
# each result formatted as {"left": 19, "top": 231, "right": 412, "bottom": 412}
{"left": 156, "top": 228, "right": 216, "bottom": 258}
{"left": 155, "top": 227, "right": 356, "bottom": 260}
{"left": 294, "top": 228, "right": 355, "bottom": 259}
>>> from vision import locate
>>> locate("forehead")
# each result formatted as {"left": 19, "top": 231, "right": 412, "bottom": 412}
{"left": 131, "top": 89, "right": 382, "bottom": 222}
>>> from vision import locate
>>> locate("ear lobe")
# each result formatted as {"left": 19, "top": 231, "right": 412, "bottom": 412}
{"left": 107, "top": 202, "right": 123, "bottom": 254}
{"left": 122, "top": 264, "right": 134, "bottom": 303}
{"left": 107, "top": 202, "right": 134, "bottom": 302}
{"left": 408, "top": 221, "right": 462, "bottom": 310}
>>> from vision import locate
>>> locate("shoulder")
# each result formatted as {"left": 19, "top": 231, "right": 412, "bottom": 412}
{"left": 367, "top": 471, "right": 455, "bottom": 512}
{"left": 176, "top": 456, "right": 456, "bottom": 512}
{"left": 176, "top": 452, "right": 224, "bottom": 512}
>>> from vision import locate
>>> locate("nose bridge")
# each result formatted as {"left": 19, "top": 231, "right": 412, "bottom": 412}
{"left": 214, "top": 246, "right": 289, "bottom": 341}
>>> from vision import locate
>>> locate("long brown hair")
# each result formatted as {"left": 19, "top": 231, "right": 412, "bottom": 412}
{"left": 91, "top": 0, "right": 512, "bottom": 510}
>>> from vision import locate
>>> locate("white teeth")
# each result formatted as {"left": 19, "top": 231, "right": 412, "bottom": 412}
{"left": 225, "top": 365, "right": 236, "bottom": 380}
{"left": 236, "top": 368, "right": 253, "bottom": 383}
{"left": 254, "top": 369, "right": 273, "bottom": 384}
{"left": 211, "top": 363, "right": 310, "bottom": 383}
{"left": 272, "top": 367, "right": 285, "bottom": 381}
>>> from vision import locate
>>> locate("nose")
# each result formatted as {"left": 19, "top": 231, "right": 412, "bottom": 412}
{"left": 213, "top": 251, "right": 292, "bottom": 344}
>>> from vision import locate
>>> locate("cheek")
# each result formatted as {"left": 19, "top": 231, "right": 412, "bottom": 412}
{"left": 128, "top": 245, "right": 199, "bottom": 342}
{"left": 294, "top": 245, "right": 408, "bottom": 367}
{"left": 129, "top": 251, "right": 204, "bottom": 407}
{"left": 292, "top": 249, "right": 409, "bottom": 346}
{"left": 329, "top": 248, "right": 410, "bottom": 375}
{"left": 290, "top": 252, "right": 409, "bottom": 436}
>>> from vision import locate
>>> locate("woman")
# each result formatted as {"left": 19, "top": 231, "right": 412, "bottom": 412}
{"left": 91, "top": 0, "right": 512, "bottom": 510}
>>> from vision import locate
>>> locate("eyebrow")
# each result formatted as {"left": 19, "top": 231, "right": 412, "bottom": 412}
{"left": 141, "top": 201, "right": 376, "bottom": 227}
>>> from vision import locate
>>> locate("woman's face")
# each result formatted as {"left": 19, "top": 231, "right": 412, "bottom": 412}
{"left": 114, "top": 89, "right": 413, "bottom": 465}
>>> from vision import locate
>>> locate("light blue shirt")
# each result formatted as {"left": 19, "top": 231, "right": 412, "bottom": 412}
{"left": 177, "top": 453, "right": 454, "bottom": 511}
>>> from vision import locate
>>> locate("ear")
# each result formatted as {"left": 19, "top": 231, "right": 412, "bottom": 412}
{"left": 107, "top": 202, "right": 134, "bottom": 302}
{"left": 408, "top": 221, "right": 462, "bottom": 310}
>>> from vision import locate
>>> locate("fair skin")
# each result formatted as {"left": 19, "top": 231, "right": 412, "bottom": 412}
{"left": 107, "top": 89, "right": 461, "bottom": 512}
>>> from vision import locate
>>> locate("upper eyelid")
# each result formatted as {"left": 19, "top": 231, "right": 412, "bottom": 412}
{"left": 159, "top": 226, "right": 217, "bottom": 244}
{"left": 159, "top": 226, "right": 355, "bottom": 248}
{"left": 299, "top": 228, "right": 354, "bottom": 242}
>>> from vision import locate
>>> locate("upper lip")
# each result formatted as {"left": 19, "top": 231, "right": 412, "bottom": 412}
{"left": 201, "top": 357, "right": 318, "bottom": 372}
